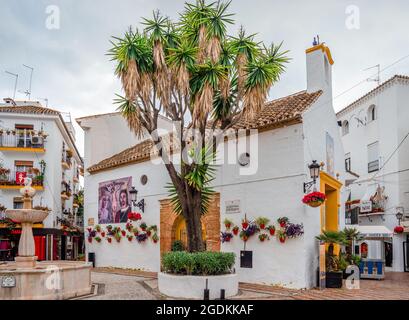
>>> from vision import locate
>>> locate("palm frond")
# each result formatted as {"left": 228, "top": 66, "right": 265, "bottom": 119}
{"left": 113, "top": 94, "right": 144, "bottom": 138}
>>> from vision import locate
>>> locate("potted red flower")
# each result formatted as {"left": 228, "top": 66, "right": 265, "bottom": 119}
{"left": 128, "top": 212, "right": 142, "bottom": 221}
{"left": 101, "top": 231, "right": 106, "bottom": 238}
{"left": 87, "top": 237, "right": 92, "bottom": 243}
{"left": 256, "top": 217, "right": 269, "bottom": 230}
{"left": 127, "top": 235, "right": 134, "bottom": 242}
{"left": 95, "top": 236, "right": 102, "bottom": 243}
{"left": 140, "top": 222, "right": 147, "bottom": 231}
{"left": 277, "top": 217, "right": 289, "bottom": 228}
{"left": 223, "top": 218, "right": 233, "bottom": 230}
{"left": 232, "top": 226, "right": 239, "bottom": 236}
{"left": 121, "top": 230, "right": 126, "bottom": 236}
{"left": 302, "top": 191, "right": 326, "bottom": 208}
{"left": 258, "top": 234, "right": 269, "bottom": 242}
{"left": 394, "top": 226, "right": 404, "bottom": 234}
{"left": 241, "top": 218, "right": 249, "bottom": 230}
{"left": 107, "top": 237, "right": 112, "bottom": 243}
{"left": 152, "top": 233, "right": 159, "bottom": 243}
{"left": 266, "top": 225, "right": 276, "bottom": 236}
{"left": 277, "top": 230, "right": 287, "bottom": 243}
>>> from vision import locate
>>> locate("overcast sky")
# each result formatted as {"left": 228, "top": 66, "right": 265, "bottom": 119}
{"left": 1, "top": 0, "right": 408, "bottom": 155}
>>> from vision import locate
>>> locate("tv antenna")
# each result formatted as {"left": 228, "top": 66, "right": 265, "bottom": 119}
{"left": 37, "top": 97, "right": 49, "bottom": 107}
{"left": 22, "top": 64, "right": 34, "bottom": 99}
{"left": 5, "top": 71, "right": 18, "bottom": 100}
{"left": 364, "top": 64, "right": 380, "bottom": 86}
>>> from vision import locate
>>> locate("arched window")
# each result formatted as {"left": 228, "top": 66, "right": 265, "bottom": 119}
{"left": 368, "top": 105, "right": 376, "bottom": 122}
{"left": 342, "top": 120, "right": 349, "bottom": 136}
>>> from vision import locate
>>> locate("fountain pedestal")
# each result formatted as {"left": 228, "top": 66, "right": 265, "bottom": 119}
{"left": 0, "top": 178, "right": 92, "bottom": 300}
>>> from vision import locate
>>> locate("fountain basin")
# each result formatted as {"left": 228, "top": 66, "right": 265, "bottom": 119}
{"left": 6, "top": 209, "right": 49, "bottom": 223}
{"left": 0, "top": 261, "right": 92, "bottom": 300}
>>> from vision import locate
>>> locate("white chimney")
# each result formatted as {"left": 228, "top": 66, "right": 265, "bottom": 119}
{"left": 306, "top": 42, "right": 334, "bottom": 96}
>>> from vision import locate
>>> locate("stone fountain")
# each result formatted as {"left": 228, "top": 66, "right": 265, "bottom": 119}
{"left": 0, "top": 178, "right": 92, "bottom": 300}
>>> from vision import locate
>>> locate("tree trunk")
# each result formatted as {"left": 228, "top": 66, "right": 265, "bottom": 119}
{"left": 183, "top": 191, "right": 204, "bottom": 252}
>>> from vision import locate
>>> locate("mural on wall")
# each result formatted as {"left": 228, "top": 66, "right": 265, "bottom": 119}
{"left": 326, "top": 132, "right": 334, "bottom": 176}
{"left": 98, "top": 177, "right": 132, "bottom": 224}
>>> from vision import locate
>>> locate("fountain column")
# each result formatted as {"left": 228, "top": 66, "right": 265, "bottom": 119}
{"left": 5, "top": 178, "right": 49, "bottom": 268}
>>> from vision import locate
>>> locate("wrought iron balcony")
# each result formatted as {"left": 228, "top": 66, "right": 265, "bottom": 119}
{"left": 0, "top": 168, "right": 44, "bottom": 189}
{"left": 0, "top": 129, "right": 46, "bottom": 152}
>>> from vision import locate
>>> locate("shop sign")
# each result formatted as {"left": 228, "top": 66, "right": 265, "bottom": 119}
{"left": 1, "top": 276, "right": 16, "bottom": 288}
{"left": 360, "top": 200, "right": 372, "bottom": 213}
{"left": 225, "top": 200, "right": 241, "bottom": 214}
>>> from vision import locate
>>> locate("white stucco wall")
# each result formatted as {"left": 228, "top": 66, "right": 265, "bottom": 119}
{"left": 0, "top": 113, "right": 81, "bottom": 228}
{"left": 337, "top": 77, "right": 409, "bottom": 271}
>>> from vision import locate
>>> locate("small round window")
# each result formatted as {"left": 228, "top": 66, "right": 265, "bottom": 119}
{"left": 238, "top": 152, "right": 250, "bottom": 167}
{"left": 140, "top": 174, "right": 148, "bottom": 185}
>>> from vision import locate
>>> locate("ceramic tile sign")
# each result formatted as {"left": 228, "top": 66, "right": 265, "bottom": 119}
{"left": 225, "top": 200, "right": 240, "bottom": 214}
{"left": 87, "top": 218, "right": 94, "bottom": 226}
{"left": 1, "top": 276, "right": 16, "bottom": 288}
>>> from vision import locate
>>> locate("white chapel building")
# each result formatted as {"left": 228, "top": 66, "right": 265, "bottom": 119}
{"left": 78, "top": 42, "right": 346, "bottom": 289}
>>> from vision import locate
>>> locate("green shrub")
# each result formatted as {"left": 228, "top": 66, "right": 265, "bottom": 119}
{"left": 171, "top": 240, "right": 185, "bottom": 252}
{"left": 162, "top": 251, "right": 235, "bottom": 276}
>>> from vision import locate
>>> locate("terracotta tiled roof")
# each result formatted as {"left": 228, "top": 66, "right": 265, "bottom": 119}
{"left": 87, "top": 90, "right": 322, "bottom": 174}
{"left": 336, "top": 75, "right": 409, "bottom": 117}
{"left": 233, "top": 90, "right": 322, "bottom": 130}
{"left": 0, "top": 105, "right": 60, "bottom": 116}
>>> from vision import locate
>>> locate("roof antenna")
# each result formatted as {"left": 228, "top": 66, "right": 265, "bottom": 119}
{"left": 5, "top": 71, "right": 18, "bottom": 100}
{"left": 37, "top": 97, "right": 49, "bottom": 107}
{"left": 22, "top": 64, "right": 34, "bottom": 100}
{"left": 364, "top": 64, "right": 380, "bottom": 86}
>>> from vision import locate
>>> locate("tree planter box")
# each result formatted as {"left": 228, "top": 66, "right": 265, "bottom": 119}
{"left": 326, "top": 271, "right": 343, "bottom": 288}
{"left": 158, "top": 272, "right": 238, "bottom": 300}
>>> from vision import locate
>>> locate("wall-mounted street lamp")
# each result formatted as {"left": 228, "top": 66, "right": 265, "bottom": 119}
{"left": 129, "top": 186, "right": 145, "bottom": 213}
{"left": 396, "top": 206, "right": 404, "bottom": 225}
{"left": 303, "top": 160, "right": 321, "bottom": 193}
{"left": 129, "top": 186, "right": 138, "bottom": 206}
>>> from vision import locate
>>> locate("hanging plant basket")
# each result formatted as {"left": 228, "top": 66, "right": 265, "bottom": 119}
{"left": 394, "top": 226, "right": 404, "bottom": 234}
{"left": 302, "top": 192, "right": 326, "bottom": 208}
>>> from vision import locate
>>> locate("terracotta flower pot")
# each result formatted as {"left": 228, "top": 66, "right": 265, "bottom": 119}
{"left": 279, "top": 237, "right": 286, "bottom": 243}
{"left": 101, "top": 232, "right": 105, "bottom": 237}
{"left": 279, "top": 222, "right": 286, "bottom": 228}
{"left": 87, "top": 237, "right": 92, "bottom": 243}
{"left": 307, "top": 200, "right": 323, "bottom": 208}
{"left": 107, "top": 238, "right": 112, "bottom": 243}
{"left": 121, "top": 230, "right": 126, "bottom": 236}
{"left": 269, "top": 228, "right": 275, "bottom": 236}
{"left": 232, "top": 228, "right": 239, "bottom": 236}
{"left": 242, "top": 222, "right": 249, "bottom": 229}
{"left": 259, "top": 223, "right": 265, "bottom": 230}
{"left": 225, "top": 223, "right": 231, "bottom": 229}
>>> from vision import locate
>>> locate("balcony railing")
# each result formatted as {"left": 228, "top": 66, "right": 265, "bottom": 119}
{"left": 0, "top": 169, "right": 44, "bottom": 188}
{"left": 0, "top": 129, "right": 46, "bottom": 150}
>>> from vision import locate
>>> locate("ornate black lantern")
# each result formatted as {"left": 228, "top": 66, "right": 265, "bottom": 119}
{"left": 304, "top": 160, "right": 321, "bottom": 193}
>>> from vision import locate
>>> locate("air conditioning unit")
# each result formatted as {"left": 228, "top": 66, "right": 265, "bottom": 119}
{"left": 31, "top": 135, "right": 43, "bottom": 145}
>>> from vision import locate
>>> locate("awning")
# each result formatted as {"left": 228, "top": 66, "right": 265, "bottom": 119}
{"left": 355, "top": 225, "right": 393, "bottom": 240}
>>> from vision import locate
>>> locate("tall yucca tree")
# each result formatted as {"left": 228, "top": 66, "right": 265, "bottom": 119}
{"left": 109, "top": 0, "right": 289, "bottom": 252}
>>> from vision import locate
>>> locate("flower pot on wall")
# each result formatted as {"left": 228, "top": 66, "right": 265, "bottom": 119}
{"left": 326, "top": 271, "right": 343, "bottom": 288}
{"left": 307, "top": 201, "right": 324, "bottom": 208}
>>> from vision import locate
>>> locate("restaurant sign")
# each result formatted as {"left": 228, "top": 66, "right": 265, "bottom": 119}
{"left": 360, "top": 200, "right": 372, "bottom": 213}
